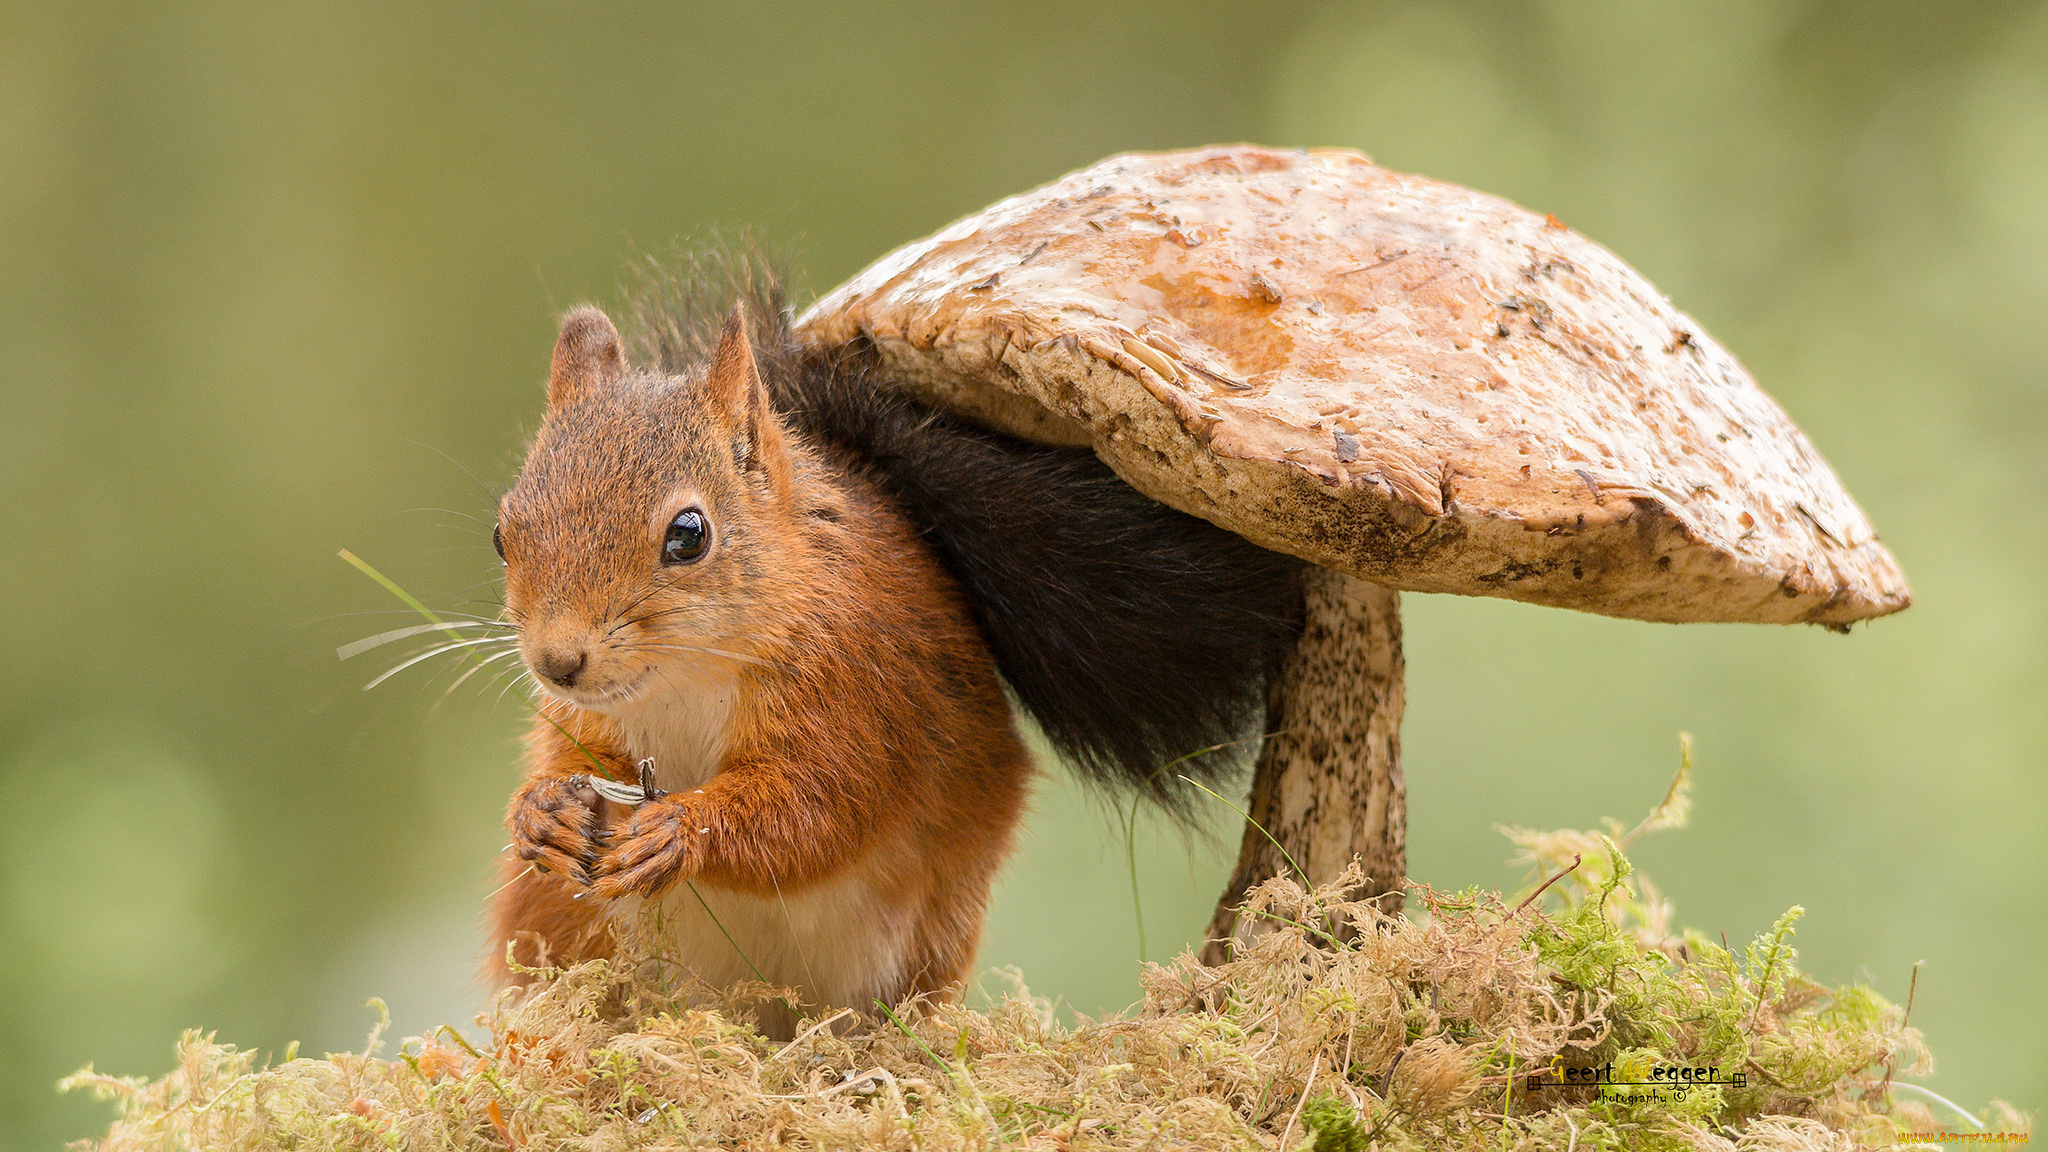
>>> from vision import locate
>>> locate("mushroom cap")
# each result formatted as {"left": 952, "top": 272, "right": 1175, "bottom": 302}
{"left": 797, "top": 146, "right": 1909, "bottom": 626}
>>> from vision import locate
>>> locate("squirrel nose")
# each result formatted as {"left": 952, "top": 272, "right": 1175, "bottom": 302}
{"left": 535, "top": 648, "right": 588, "bottom": 688}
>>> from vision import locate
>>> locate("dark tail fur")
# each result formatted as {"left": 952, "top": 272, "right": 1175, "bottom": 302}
{"left": 623, "top": 248, "right": 1304, "bottom": 815}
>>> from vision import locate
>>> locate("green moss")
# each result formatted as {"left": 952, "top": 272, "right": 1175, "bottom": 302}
{"left": 1304, "top": 1090, "right": 1370, "bottom": 1152}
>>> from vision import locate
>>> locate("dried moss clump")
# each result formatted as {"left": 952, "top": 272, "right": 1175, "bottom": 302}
{"left": 66, "top": 763, "right": 2026, "bottom": 1150}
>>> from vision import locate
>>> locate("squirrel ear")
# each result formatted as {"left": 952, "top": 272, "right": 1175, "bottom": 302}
{"left": 704, "top": 303, "right": 790, "bottom": 492}
{"left": 548, "top": 306, "right": 625, "bottom": 410}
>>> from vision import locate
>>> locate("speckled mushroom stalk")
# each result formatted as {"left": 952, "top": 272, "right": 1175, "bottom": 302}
{"left": 800, "top": 145, "right": 1910, "bottom": 953}
{"left": 1205, "top": 571, "right": 1406, "bottom": 957}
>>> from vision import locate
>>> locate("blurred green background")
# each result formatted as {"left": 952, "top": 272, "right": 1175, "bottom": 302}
{"left": 4, "top": 0, "right": 2045, "bottom": 1144}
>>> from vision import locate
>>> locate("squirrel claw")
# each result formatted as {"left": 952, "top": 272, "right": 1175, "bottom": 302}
{"left": 588, "top": 796, "right": 699, "bottom": 899}
{"left": 508, "top": 774, "right": 612, "bottom": 888}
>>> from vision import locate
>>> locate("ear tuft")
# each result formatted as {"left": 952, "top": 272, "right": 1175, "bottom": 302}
{"left": 548, "top": 306, "right": 625, "bottom": 409}
{"left": 703, "top": 303, "right": 791, "bottom": 493}
{"left": 705, "top": 304, "right": 757, "bottom": 410}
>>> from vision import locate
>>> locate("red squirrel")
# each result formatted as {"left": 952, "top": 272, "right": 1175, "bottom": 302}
{"left": 490, "top": 263, "right": 1302, "bottom": 1037}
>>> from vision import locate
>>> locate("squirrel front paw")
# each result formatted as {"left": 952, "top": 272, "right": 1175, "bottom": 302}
{"left": 588, "top": 796, "right": 705, "bottom": 900}
{"left": 507, "top": 775, "right": 607, "bottom": 884}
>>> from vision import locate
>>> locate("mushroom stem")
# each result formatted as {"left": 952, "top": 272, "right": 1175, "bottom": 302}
{"left": 1202, "top": 571, "right": 1405, "bottom": 962}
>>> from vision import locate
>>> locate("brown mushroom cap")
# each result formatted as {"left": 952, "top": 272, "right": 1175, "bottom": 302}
{"left": 797, "top": 145, "right": 1909, "bottom": 626}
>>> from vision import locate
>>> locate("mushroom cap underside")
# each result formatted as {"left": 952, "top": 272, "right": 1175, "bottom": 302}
{"left": 796, "top": 145, "right": 1909, "bottom": 626}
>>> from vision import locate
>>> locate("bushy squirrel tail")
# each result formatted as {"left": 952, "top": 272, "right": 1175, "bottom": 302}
{"left": 624, "top": 252, "right": 1304, "bottom": 815}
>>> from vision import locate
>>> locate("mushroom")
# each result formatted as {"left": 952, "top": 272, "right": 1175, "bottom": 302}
{"left": 795, "top": 145, "right": 1910, "bottom": 957}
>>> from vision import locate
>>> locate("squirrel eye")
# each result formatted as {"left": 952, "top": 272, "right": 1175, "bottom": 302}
{"left": 493, "top": 523, "right": 505, "bottom": 561}
{"left": 663, "top": 509, "right": 709, "bottom": 565}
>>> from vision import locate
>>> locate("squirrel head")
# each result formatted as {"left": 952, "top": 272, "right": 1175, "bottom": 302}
{"left": 495, "top": 303, "right": 804, "bottom": 711}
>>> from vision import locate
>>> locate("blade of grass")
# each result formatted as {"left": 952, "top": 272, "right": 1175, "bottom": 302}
{"left": 874, "top": 1000, "right": 948, "bottom": 1069}
{"left": 1123, "top": 732, "right": 1283, "bottom": 964}
{"left": 339, "top": 549, "right": 445, "bottom": 625}
{"left": 1176, "top": 772, "right": 1339, "bottom": 946}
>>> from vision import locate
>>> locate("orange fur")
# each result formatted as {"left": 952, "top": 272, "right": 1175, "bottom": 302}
{"left": 489, "top": 307, "right": 1032, "bottom": 1035}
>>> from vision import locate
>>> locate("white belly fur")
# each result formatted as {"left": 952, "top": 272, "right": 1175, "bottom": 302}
{"left": 607, "top": 667, "right": 914, "bottom": 1031}
{"left": 617, "top": 865, "right": 917, "bottom": 1030}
